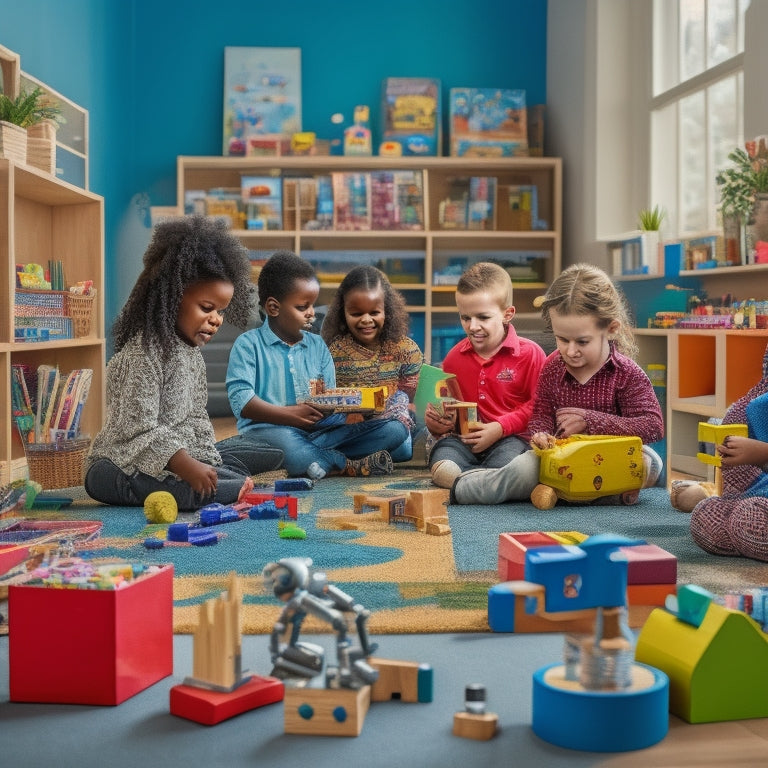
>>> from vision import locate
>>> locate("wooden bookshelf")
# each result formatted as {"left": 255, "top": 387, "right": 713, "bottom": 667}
{"left": 176, "top": 155, "right": 562, "bottom": 364}
{"left": 0, "top": 159, "right": 105, "bottom": 484}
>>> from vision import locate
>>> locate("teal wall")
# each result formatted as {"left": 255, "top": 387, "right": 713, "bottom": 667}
{"left": 1, "top": 0, "right": 547, "bottom": 345}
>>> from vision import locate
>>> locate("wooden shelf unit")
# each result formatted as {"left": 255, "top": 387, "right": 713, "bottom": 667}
{"left": 1, "top": 159, "right": 105, "bottom": 484}
{"left": 176, "top": 155, "right": 562, "bottom": 364}
{"left": 634, "top": 327, "right": 768, "bottom": 479}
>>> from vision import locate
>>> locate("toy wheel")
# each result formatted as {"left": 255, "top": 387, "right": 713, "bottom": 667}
{"left": 532, "top": 662, "right": 668, "bottom": 751}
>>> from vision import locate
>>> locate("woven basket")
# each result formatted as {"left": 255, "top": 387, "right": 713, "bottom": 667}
{"left": 25, "top": 438, "right": 90, "bottom": 490}
{"left": 65, "top": 293, "right": 95, "bottom": 337}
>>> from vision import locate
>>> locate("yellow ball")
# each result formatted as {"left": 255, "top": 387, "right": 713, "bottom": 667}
{"left": 144, "top": 491, "right": 178, "bottom": 524}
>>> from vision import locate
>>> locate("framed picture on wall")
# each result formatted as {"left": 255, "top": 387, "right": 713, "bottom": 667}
{"left": 223, "top": 47, "right": 302, "bottom": 156}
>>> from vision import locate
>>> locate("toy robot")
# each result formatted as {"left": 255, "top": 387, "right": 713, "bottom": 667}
{"left": 262, "top": 557, "right": 379, "bottom": 689}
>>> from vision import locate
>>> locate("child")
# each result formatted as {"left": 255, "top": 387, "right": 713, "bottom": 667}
{"left": 451, "top": 263, "right": 664, "bottom": 505}
{"left": 685, "top": 344, "right": 768, "bottom": 562}
{"left": 84, "top": 216, "right": 283, "bottom": 511}
{"left": 321, "top": 265, "right": 423, "bottom": 462}
{"left": 226, "top": 251, "right": 403, "bottom": 479}
{"left": 424, "top": 262, "right": 546, "bottom": 488}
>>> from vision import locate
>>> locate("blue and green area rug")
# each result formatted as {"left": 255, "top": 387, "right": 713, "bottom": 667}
{"left": 13, "top": 472, "right": 768, "bottom": 634}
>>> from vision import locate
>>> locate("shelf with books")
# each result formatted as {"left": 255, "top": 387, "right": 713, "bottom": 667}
{"left": 0, "top": 159, "right": 105, "bottom": 484}
{"left": 176, "top": 155, "right": 561, "bottom": 363}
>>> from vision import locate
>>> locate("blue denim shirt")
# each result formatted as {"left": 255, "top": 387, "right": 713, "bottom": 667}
{"left": 226, "top": 322, "right": 337, "bottom": 433}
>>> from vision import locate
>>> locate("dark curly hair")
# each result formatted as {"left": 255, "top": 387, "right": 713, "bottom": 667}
{"left": 321, "top": 264, "right": 409, "bottom": 344}
{"left": 257, "top": 250, "right": 318, "bottom": 307}
{"left": 112, "top": 215, "right": 254, "bottom": 355}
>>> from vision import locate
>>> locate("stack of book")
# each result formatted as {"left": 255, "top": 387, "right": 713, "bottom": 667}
{"left": 11, "top": 364, "right": 93, "bottom": 444}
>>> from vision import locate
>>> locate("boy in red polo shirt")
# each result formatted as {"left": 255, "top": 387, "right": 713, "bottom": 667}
{"left": 425, "top": 262, "right": 546, "bottom": 488}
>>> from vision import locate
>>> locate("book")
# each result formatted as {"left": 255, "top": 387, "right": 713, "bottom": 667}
{"left": 241, "top": 176, "right": 282, "bottom": 231}
{"left": 467, "top": 177, "right": 496, "bottom": 230}
{"left": 450, "top": 87, "right": 528, "bottom": 157}
{"left": 35, "top": 364, "right": 60, "bottom": 443}
{"left": 331, "top": 172, "right": 371, "bottom": 231}
{"left": 369, "top": 170, "right": 424, "bottom": 230}
{"left": 381, "top": 77, "right": 441, "bottom": 156}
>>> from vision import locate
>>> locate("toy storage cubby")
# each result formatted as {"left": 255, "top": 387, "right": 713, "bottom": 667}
{"left": 634, "top": 327, "right": 768, "bottom": 479}
{"left": 176, "top": 156, "right": 562, "bottom": 364}
{"left": 0, "top": 159, "right": 105, "bottom": 484}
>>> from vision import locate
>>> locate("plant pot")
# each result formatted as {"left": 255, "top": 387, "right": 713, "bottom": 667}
{"left": 0, "top": 120, "right": 27, "bottom": 165}
{"left": 745, "top": 193, "right": 768, "bottom": 264}
{"left": 26, "top": 123, "right": 56, "bottom": 174}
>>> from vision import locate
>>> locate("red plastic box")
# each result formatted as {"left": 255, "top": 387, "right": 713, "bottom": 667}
{"left": 9, "top": 563, "right": 173, "bottom": 705}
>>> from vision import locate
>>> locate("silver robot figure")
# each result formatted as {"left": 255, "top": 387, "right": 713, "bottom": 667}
{"left": 262, "top": 557, "right": 379, "bottom": 689}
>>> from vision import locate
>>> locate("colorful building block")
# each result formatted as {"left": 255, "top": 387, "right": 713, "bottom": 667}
{"left": 283, "top": 684, "right": 371, "bottom": 736}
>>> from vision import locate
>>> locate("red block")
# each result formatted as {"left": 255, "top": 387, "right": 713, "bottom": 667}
{"left": 621, "top": 544, "right": 677, "bottom": 585}
{"left": 170, "top": 675, "right": 285, "bottom": 725}
{"left": 498, "top": 532, "right": 677, "bottom": 588}
{"left": 9, "top": 564, "right": 173, "bottom": 705}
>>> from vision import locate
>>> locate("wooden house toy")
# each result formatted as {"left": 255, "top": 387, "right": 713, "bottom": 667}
{"left": 636, "top": 584, "right": 768, "bottom": 723}
{"left": 353, "top": 489, "right": 450, "bottom": 535}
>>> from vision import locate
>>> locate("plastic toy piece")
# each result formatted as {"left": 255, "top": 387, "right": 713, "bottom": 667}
{"left": 369, "top": 658, "right": 433, "bottom": 703}
{"left": 278, "top": 522, "right": 307, "bottom": 539}
{"left": 170, "top": 572, "right": 285, "bottom": 724}
{"left": 531, "top": 434, "right": 644, "bottom": 508}
{"left": 665, "top": 584, "right": 713, "bottom": 628}
{"left": 636, "top": 584, "right": 768, "bottom": 723}
{"left": 283, "top": 684, "right": 370, "bottom": 736}
{"left": 241, "top": 491, "right": 298, "bottom": 520}
{"left": 198, "top": 503, "right": 241, "bottom": 526}
{"left": 274, "top": 478, "right": 314, "bottom": 492}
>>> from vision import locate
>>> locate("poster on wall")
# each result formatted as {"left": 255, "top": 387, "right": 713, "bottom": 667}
{"left": 222, "top": 47, "right": 302, "bottom": 156}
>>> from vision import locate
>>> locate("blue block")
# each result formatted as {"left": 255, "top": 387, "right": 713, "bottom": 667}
{"left": 417, "top": 664, "right": 434, "bottom": 703}
{"left": 167, "top": 523, "right": 190, "bottom": 542}
{"left": 487, "top": 583, "right": 517, "bottom": 632}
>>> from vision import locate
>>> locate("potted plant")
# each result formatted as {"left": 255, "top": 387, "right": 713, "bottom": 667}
{"left": 0, "top": 86, "right": 62, "bottom": 168}
{"left": 716, "top": 140, "right": 768, "bottom": 264}
{"left": 636, "top": 204, "right": 666, "bottom": 273}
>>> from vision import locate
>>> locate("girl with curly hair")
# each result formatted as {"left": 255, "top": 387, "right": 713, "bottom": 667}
{"left": 321, "top": 265, "right": 423, "bottom": 462}
{"left": 84, "top": 216, "right": 282, "bottom": 510}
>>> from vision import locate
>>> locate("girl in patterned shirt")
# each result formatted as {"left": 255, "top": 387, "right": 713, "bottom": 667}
{"left": 84, "top": 216, "right": 282, "bottom": 510}
{"left": 451, "top": 263, "right": 664, "bottom": 506}
{"left": 321, "top": 265, "right": 423, "bottom": 462}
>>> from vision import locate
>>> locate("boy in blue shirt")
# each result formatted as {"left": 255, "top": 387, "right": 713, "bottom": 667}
{"left": 227, "top": 250, "right": 404, "bottom": 479}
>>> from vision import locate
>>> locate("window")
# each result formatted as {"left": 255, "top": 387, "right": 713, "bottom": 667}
{"left": 651, "top": 0, "right": 749, "bottom": 236}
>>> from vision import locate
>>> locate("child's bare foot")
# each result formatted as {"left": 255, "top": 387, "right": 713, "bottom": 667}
{"left": 237, "top": 476, "right": 255, "bottom": 501}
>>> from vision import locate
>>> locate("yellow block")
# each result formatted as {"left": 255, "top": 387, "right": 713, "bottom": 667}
{"left": 697, "top": 422, "right": 748, "bottom": 467}
{"left": 535, "top": 435, "right": 643, "bottom": 501}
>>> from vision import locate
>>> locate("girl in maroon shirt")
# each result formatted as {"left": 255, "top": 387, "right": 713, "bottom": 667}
{"left": 451, "top": 263, "right": 664, "bottom": 506}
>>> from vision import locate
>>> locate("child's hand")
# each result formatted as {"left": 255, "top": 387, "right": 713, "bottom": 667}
{"left": 530, "top": 431, "right": 557, "bottom": 450}
{"left": 281, "top": 403, "right": 326, "bottom": 429}
{"left": 425, "top": 402, "right": 456, "bottom": 435}
{"left": 717, "top": 435, "right": 768, "bottom": 468}
{"left": 554, "top": 407, "right": 587, "bottom": 438}
{"left": 167, "top": 450, "right": 218, "bottom": 497}
{"left": 462, "top": 421, "right": 502, "bottom": 453}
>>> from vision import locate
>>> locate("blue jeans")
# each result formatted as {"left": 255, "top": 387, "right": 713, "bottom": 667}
{"left": 429, "top": 434, "right": 529, "bottom": 472}
{"left": 242, "top": 414, "right": 408, "bottom": 477}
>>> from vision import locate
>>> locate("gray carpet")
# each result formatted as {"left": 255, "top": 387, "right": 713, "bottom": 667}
{"left": 449, "top": 487, "right": 768, "bottom": 595}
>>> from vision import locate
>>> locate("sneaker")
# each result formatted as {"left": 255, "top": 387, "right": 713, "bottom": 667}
{"left": 642, "top": 445, "right": 664, "bottom": 488}
{"left": 344, "top": 450, "right": 393, "bottom": 477}
{"left": 431, "top": 459, "right": 463, "bottom": 489}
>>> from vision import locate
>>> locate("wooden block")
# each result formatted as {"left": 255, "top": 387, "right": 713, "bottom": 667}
{"left": 453, "top": 711, "right": 498, "bottom": 740}
{"left": 283, "top": 685, "right": 370, "bottom": 736}
{"left": 369, "top": 658, "right": 433, "bottom": 703}
{"left": 170, "top": 675, "right": 284, "bottom": 725}
{"left": 627, "top": 582, "right": 676, "bottom": 607}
